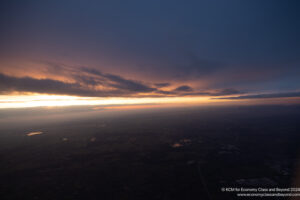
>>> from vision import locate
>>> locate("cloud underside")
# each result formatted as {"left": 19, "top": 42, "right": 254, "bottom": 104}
{"left": 0, "top": 65, "right": 242, "bottom": 98}
{"left": 213, "top": 92, "right": 300, "bottom": 100}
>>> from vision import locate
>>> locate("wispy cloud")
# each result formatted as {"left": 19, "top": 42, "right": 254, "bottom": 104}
{"left": 0, "top": 62, "right": 244, "bottom": 98}
{"left": 213, "top": 91, "right": 300, "bottom": 100}
{"left": 79, "top": 67, "right": 156, "bottom": 92}
{"left": 0, "top": 73, "right": 123, "bottom": 97}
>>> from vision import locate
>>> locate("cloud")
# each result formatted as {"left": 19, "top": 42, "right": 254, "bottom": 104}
{"left": 0, "top": 72, "right": 155, "bottom": 97}
{"left": 38, "top": 63, "right": 156, "bottom": 93}
{"left": 0, "top": 73, "right": 117, "bottom": 96}
{"left": 213, "top": 91, "right": 300, "bottom": 100}
{"left": 0, "top": 62, "right": 244, "bottom": 98}
{"left": 104, "top": 74, "right": 155, "bottom": 92}
{"left": 174, "top": 85, "right": 193, "bottom": 92}
{"left": 79, "top": 67, "right": 156, "bottom": 92}
{"left": 211, "top": 88, "right": 242, "bottom": 96}
{"left": 155, "top": 87, "right": 242, "bottom": 97}
{"left": 154, "top": 83, "right": 170, "bottom": 88}
{"left": 0, "top": 62, "right": 158, "bottom": 97}
{"left": 176, "top": 88, "right": 243, "bottom": 97}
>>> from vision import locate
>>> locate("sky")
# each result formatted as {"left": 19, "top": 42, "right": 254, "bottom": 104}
{"left": 0, "top": 0, "right": 300, "bottom": 108}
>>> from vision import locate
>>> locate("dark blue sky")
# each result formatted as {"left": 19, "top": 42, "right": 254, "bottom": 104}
{"left": 0, "top": 0, "right": 300, "bottom": 98}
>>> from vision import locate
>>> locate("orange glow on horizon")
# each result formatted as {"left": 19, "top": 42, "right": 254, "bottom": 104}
{"left": 0, "top": 94, "right": 218, "bottom": 109}
{"left": 1, "top": 93, "right": 299, "bottom": 109}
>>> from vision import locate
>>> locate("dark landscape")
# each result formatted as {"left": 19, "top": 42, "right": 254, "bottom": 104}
{"left": 1, "top": 105, "right": 300, "bottom": 200}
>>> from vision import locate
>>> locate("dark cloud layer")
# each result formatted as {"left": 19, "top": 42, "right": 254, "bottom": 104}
{"left": 180, "top": 88, "right": 243, "bottom": 97}
{"left": 174, "top": 85, "right": 193, "bottom": 92}
{"left": 213, "top": 91, "right": 300, "bottom": 100}
{"left": 0, "top": 68, "right": 243, "bottom": 98}
{"left": 0, "top": 73, "right": 115, "bottom": 97}
{"left": 80, "top": 67, "right": 156, "bottom": 92}
{"left": 0, "top": 70, "right": 157, "bottom": 97}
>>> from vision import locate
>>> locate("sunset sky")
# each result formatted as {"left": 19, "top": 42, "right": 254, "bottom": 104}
{"left": 0, "top": 0, "right": 300, "bottom": 108}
